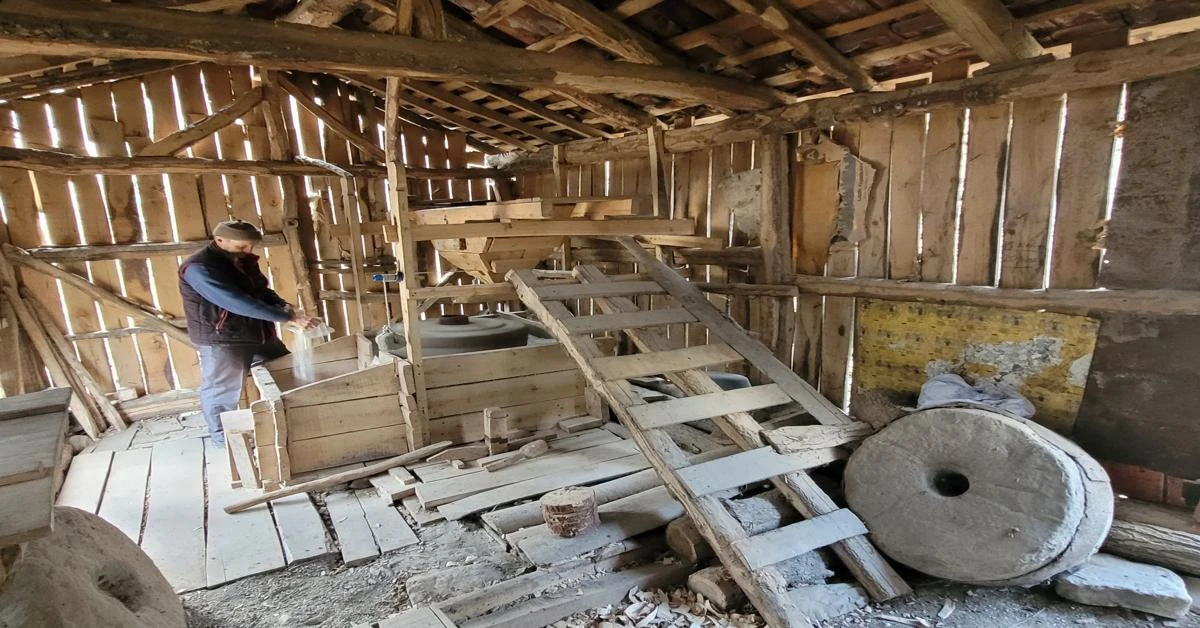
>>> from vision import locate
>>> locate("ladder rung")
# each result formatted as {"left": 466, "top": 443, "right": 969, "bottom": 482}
{"left": 734, "top": 508, "right": 868, "bottom": 571}
{"left": 534, "top": 281, "right": 665, "bottom": 301}
{"left": 764, "top": 423, "right": 874, "bottom": 454}
{"left": 591, "top": 344, "right": 742, "bottom": 381}
{"left": 561, "top": 308, "right": 697, "bottom": 335}
{"left": 675, "top": 447, "right": 814, "bottom": 497}
{"left": 628, "top": 384, "right": 791, "bottom": 429}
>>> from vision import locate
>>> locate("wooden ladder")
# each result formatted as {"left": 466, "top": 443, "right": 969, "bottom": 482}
{"left": 507, "top": 239, "right": 909, "bottom": 628}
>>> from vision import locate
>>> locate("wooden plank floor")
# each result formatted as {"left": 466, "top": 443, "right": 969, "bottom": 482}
{"left": 57, "top": 416, "right": 426, "bottom": 591}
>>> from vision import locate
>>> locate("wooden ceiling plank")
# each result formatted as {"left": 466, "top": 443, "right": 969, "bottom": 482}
{"left": 406, "top": 80, "right": 563, "bottom": 143}
{"left": 925, "top": 0, "right": 1045, "bottom": 64}
{"left": 340, "top": 73, "right": 505, "bottom": 155}
{"left": 518, "top": 0, "right": 682, "bottom": 66}
{"left": 468, "top": 83, "right": 611, "bottom": 139}
{"left": 0, "top": 0, "right": 787, "bottom": 112}
{"left": 392, "top": 89, "right": 537, "bottom": 152}
{"left": 723, "top": 0, "right": 876, "bottom": 91}
{"left": 611, "top": 0, "right": 667, "bottom": 20}
{"left": 474, "top": 0, "right": 527, "bottom": 28}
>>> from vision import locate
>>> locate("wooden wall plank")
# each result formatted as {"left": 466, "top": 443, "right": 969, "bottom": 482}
{"left": 886, "top": 114, "right": 927, "bottom": 281}
{"left": 110, "top": 78, "right": 177, "bottom": 393}
{"left": 1050, "top": 35, "right": 1124, "bottom": 289}
{"left": 144, "top": 72, "right": 204, "bottom": 388}
{"left": 819, "top": 242, "right": 855, "bottom": 407}
{"left": 918, "top": 65, "right": 968, "bottom": 283}
{"left": 79, "top": 84, "right": 148, "bottom": 395}
{"left": 15, "top": 97, "right": 116, "bottom": 392}
{"left": 999, "top": 96, "right": 1063, "bottom": 289}
{"left": 956, "top": 102, "right": 1010, "bottom": 286}
{"left": 852, "top": 121, "right": 892, "bottom": 279}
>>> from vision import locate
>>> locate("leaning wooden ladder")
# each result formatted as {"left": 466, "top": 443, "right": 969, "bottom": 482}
{"left": 507, "top": 237, "right": 909, "bottom": 628}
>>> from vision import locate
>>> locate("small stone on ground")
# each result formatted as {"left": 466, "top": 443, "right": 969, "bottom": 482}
{"left": 1053, "top": 553, "right": 1192, "bottom": 619}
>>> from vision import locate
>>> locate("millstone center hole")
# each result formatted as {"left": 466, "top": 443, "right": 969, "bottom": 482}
{"left": 932, "top": 470, "right": 970, "bottom": 497}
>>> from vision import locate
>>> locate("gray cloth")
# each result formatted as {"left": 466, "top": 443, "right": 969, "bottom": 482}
{"left": 916, "top": 373, "right": 1036, "bottom": 418}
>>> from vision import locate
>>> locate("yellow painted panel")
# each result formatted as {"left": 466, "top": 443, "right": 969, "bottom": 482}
{"left": 854, "top": 300, "right": 1099, "bottom": 432}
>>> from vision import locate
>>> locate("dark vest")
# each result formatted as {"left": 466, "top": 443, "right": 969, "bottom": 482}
{"left": 179, "top": 244, "right": 279, "bottom": 346}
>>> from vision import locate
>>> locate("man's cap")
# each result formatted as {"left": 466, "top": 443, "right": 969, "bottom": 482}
{"left": 214, "top": 220, "right": 263, "bottom": 242}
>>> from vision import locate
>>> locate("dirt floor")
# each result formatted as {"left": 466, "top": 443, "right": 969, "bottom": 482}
{"left": 183, "top": 509, "right": 1200, "bottom": 628}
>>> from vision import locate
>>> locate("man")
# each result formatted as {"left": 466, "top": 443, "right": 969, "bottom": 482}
{"left": 179, "top": 220, "right": 322, "bottom": 447}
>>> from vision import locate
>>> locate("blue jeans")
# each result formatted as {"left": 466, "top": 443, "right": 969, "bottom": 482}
{"left": 198, "top": 339, "right": 288, "bottom": 446}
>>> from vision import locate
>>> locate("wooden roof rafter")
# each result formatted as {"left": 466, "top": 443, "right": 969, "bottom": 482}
{"left": 924, "top": 0, "right": 1046, "bottom": 64}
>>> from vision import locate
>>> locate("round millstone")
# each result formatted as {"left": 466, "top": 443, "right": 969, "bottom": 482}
{"left": 844, "top": 407, "right": 1110, "bottom": 585}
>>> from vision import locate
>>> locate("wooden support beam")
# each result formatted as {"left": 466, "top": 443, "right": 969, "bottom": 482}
{"left": 501, "top": 29, "right": 1200, "bottom": 167}
{"left": 924, "top": 0, "right": 1045, "bottom": 64}
{"left": 410, "top": 218, "right": 695, "bottom": 241}
{"left": 386, "top": 77, "right": 430, "bottom": 449}
{"left": 3, "top": 244, "right": 193, "bottom": 346}
{"left": 137, "top": 85, "right": 265, "bottom": 156}
{"left": 275, "top": 74, "right": 386, "bottom": 161}
{"left": 0, "top": 252, "right": 101, "bottom": 437}
{"left": 405, "top": 80, "right": 562, "bottom": 144}
{"left": 793, "top": 275, "right": 1200, "bottom": 317}
{"left": 518, "top": 0, "right": 682, "bottom": 66}
{"left": 548, "top": 89, "right": 660, "bottom": 131}
{"left": 26, "top": 234, "right": 285, "bottom": 262}
{"left": 0, "top": 145, "right": 498, "bottom": 179}
{"left": 722, "top": 0, "right": 876, "bottom": 91}
{"left": 262, "top": 70, "right": 319, "bottom": 313}
{"left": 0, "top": 0, "right": 788, "bottom": 111}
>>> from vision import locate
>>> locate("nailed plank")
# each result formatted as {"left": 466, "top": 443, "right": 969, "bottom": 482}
{"left": 56, "top": 451, "right": 113, "bottom": 513}
{"left": 370, "top": 473, "right": 417, "bottom": 502}
{"left": 422, "top": 343, "right": 578, "bottom": 388}
{"left": 402, "top": 495, "right": 445, "bottom": 526}
{"left": 764, "top": 424, "right": 873, "bottom": 454}
{"left": 355, "top": 489, "right": 419, "bottom": 552}
{"left": 999, "top": 96, "right": 1063, "bottom": 289}
{"left": 204, "top": 440, "right": 286, "bottom": 587}
{"left": 561, "top": 308, "right": 696, "bottom": 335}
{"left": 418, "top": 429, "right": 618, "bottom": 483}
{"left": 509, "top": 486, "right": 682, "bottom": 567}
{"left": 887, "top": 113, "right": 927, "bottom": 281}
{"left": 733, "top": 508, "right": 867, "bottom": 570}
{"left": 325, "top": 490, "right": 380, "bottom": 566}
{"left": 437, "top": 453, "right": 649, "bottom": 521}
{"left": 557, "top": 415, "right": 604, "bottom": 433}
{"left": 282, "top": 363, "right": 399, "bottom": 409}
{"left": 416, "top": 441, "right": 638, "bottom": 508}
{"left": 0, "top": 476, "right": 53, "bottom": 546}
{"left": 97, "top": 447, "right": 151, "bottom": 542}
{"left": 271, "top": 493, "right": 337, "bottom": 564}
{"left": 92, "top": 422, "right": 141, "bottom": 453}
{"left": 627, "top": 384, "right": 791, "bottom": 429}
{"left": 676, "top": 447, "right": 822, "bottom": 497}
{"left": 411, "top": 219, "right": 694, "bottom": 241}
{"left": 426, "top": 370, "right": 585, "bottom": 419}
{"left": 534, "top": 281, "right": 665, "bottom": 301}
{"left": 591, "top": 344, "right": 742, "bottom": 380}
{"left": 141, "top": 437, "right": 207, "bottom": 592}
{"left": 0, "top": 409, "right": 68, "bottom": 488}
{"left": 0, "top": 387, "right": 72, "bottom": 420}
{"left": 956, "top": 102, "right": 1010, "bottom": 286}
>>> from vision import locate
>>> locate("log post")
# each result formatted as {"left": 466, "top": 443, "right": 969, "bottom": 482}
{"left": 1103, "top": 519, "right": 1200, "bottom": 577}
{"left": 541, "top": 486, "right": 600, "bottom": 537}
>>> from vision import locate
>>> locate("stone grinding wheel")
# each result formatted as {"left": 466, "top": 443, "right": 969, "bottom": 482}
{"left": 0, "top": 506, "right": 186, "bottom": 628}
{"left": 844, "top": 407, "right": 1112, "bottom": 586}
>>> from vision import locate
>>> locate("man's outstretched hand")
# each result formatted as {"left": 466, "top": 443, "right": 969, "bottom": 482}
{"left": 288, "top": 312, "right": 325, "bottom": 330}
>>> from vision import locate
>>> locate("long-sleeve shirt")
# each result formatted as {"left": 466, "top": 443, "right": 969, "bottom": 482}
{"left": 182, "top": 263, "right": 291, "bottom": 323}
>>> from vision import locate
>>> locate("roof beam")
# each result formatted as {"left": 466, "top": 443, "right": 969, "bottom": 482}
{"left": 498, "top": 28, "right": 1200, "bottom": 167}
{"left": 391, "top": 89, "right": 539, "bottom": 152}
{"left": 466, "top": 84, "right": 612, "bottom": 139}
{"left": 0, "top": 0, "right": 788, "bottom": 111}
{"left": 722, "top": 0, "right": 876, "bottom": 91}
{"left": 406, "top": 80, "right": 564, "bottom": 144}
{"left": 924, "top": 0, "right": 1045, "bottom": 64}
{"left": 518, "top": 0, "right": 682, "bottom": 66}
{"left": 275, "top": 74, "right": 387, "bottom": 161}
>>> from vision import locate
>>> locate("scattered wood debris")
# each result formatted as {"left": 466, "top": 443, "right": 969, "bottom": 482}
{"left": 553, "top": 585, "right": 764, "bottom": 627}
